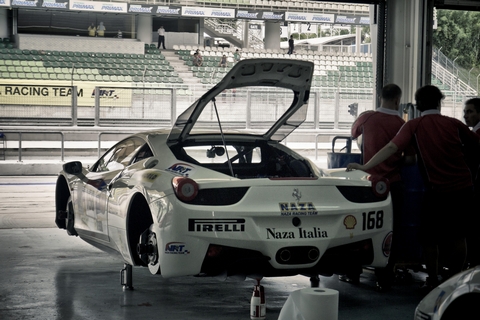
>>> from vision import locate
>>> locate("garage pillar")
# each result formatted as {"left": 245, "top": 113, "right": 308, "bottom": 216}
{"left": 137, "top": 15, "right": 153, "bottom": 44}
{"left": 264, "top": 21, "right": 280, "bottom": 51}
{"left": 0, "top": 9, "right": 9, "bottom": 40}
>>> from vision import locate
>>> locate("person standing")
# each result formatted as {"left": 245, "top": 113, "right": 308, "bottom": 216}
{"left": 464, "top": 97, "right": 480, "bottom": 134}
{"left": 347, "top": 85, "right": 480, "bottom": 292}
{"left": 233, "top": 49, "right": 241, "bottom": 63}
{"left": 350, "top": 84, "right": 414, "bottom": 291}
{"left": 288, "top": 36, "right": 294, "bottom": 55}
{"left": 96, "top": 22, "right": 106, "bottom": 37}
{"left": 463, "top": 97, "right": 480, "bottom": 268}
{"left": 157, "top": 26, "right": 166, "bottom": 50}
{"left": 88, "top": 23, "right": 96, "bottom": 37}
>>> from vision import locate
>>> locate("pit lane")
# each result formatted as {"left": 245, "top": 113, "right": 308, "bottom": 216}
{"left": 0, "top": 175, "right": 426, "bottom": 320}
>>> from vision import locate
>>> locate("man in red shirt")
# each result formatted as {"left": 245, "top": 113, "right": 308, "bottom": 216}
{"left": 350, "top": 84, "right": 413, "bottom": 290}
{"left": 347, "top": 85, "right": 479, "bottom": 292}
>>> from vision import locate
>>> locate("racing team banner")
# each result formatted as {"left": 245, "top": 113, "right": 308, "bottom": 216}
{"left": 236, "top": 9, "right": 284, "bottom": 21}
{"left": 181, "top": 6, "right": 235, "bottom": 19}
{"left": 69, "top": 0, "right": 128, "bottom": 13}
{"left": 0, "top": 81, "right": 133, "bottom": 107}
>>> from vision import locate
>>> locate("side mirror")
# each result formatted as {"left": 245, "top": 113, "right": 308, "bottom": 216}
{"left": 63, "top": 161, "right": 83, "bottom": 175}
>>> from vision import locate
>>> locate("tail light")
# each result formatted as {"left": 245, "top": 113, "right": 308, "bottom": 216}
{"left": 172, "top": 177, "right": 198, "bottom": 202}
{"left": 368, "top": 175, "right": 389, "bottom": 198}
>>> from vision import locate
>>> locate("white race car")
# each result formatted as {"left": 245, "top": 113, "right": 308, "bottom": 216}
{"left": 414, "top": 266, "right": 480, "bottom": 320}
{"left": 55, "top": 59, "right": 392, "bottom": 287}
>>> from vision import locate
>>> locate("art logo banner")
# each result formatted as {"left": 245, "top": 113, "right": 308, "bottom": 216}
{"left": 0, "top": 80, "right": 133, "bottom": 107}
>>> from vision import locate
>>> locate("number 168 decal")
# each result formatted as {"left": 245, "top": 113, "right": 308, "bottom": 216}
{"left": 362, "top": 210, "right": 384, "bottom": 230}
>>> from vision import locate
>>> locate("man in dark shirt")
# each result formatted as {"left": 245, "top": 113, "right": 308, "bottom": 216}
{"left": 288, "top": 36, "right": 294, "bottom": 55}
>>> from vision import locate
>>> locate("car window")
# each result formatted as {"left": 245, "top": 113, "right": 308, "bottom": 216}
{"left": 183, "top": 145, "right": 261, "bottom": 164}
{"left": 92, "top": 137, "right": 146, "bottom": 172}
{"left": 131, "top": 144, "right": 154, "bottom": 164}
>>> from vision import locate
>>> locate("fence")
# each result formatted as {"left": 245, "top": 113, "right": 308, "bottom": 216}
{"left": 0, "top": 83, "right": 374, "bottom": 128}
{"left": 0, "top": 83, "right": 474, "bottom": 129}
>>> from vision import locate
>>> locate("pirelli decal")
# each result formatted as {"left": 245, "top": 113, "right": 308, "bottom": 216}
{"left": 188, "top": 218, "right": 246, "bottom": 232}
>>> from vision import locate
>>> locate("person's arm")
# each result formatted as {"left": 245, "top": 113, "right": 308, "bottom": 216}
{"left": 346, "top": 141, "right": 399, "bottom": 171}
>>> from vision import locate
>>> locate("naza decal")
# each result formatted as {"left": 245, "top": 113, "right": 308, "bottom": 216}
{"left": 165, "top": 242, "right": 190, "bottom": 254}
{"left": 279, "top": 202, "right": 318, "bottom": 216}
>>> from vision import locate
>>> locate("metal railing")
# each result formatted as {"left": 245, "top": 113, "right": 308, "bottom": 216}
{"left": 0, "top": 131, "right": 65, "bottom": 162}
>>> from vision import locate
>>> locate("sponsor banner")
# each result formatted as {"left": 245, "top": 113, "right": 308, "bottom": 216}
{"left": 262, "top": 11, "right": 284, "bottom": 21}
{"left": 286, "top": 12, "right": 335, "bottom": 23}
{"left": 69, "top": 0, "right": 127, "bottom": 13}
{"left": 236, "top": 9, "right": 284, "bottom": 21}
{"left": 0, "top": 0, "right": 11, "bottom": 7}
{"left": 0, "top": 80, "right": 133, "bottom": 107}
{"left": 41, "top": 0, "right": 68, "bottom": 10}
{"left": 128, "top": 4, "right": 154, "bottom": 14}
{"left": 11, "top": 0, "right": 38, "bottom": 8}
{"left": 128, "top": 4, "right": 181, "bottom": 15}
{"left": 358, "top": 16, "right": 371, "bottom": 25}
{"left": 181, "top": 6, "right": 235, "bottom": 19}
{"left": 286, "top": 12, "right": 368, "bottom": 25}
{"left": 335, "top": 15, "right": 359, "bottom": 24}
{"left": 155, "top": 5, "right": 181, "bottom": 15}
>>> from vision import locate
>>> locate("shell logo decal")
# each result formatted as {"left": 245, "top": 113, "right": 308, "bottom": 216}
{"left": 343, "top": 215, "right": 357, "bottom": 229}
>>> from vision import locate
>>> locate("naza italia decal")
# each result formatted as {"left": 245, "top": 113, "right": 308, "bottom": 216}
{"left": 279, "top": 202, "right": 318, "bottom": 216}
{"left": 188, "top": 218, "right": 245, "bottom": 232}
{"left": 266, "top": 227, "right": 328, "bottom": 239}
{"left": 165, "top": 242, "right": 190, "bottom": 254}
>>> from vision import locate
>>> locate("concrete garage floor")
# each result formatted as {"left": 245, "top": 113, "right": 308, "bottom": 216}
{"left": 0, "top": 176, "right": 428, "bottom": 320}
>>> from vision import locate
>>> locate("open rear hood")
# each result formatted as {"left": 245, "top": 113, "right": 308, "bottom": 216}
{"left": 167, "top": 59, "right": 314, "bottom": 145}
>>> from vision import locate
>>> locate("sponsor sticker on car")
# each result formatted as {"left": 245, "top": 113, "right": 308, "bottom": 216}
{"left": 165, "top": 242, "right": 190, "bottom": 255}
{"left": 167, "top": 163, "right": 195, "bottom": 176}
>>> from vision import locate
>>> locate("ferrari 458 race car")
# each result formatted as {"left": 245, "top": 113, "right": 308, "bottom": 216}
{"left": 55, "top": 59, "right": 392, "bottom": 286}
{"left": 414, "top": 265, "right": 480, "bottom": 320}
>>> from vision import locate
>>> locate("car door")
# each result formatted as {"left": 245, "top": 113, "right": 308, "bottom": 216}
{"left": 78, "top": 136, "right": 146, "bottom": 243}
